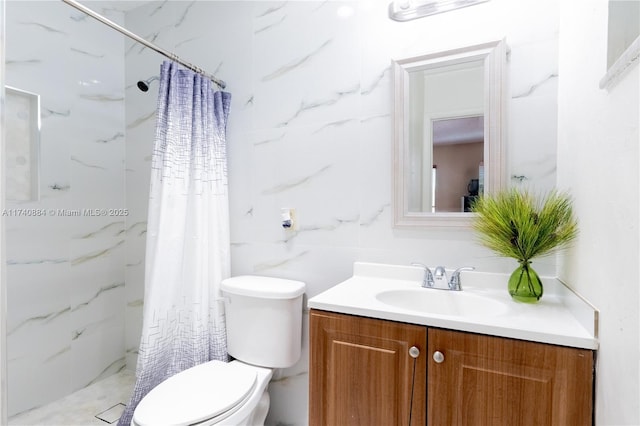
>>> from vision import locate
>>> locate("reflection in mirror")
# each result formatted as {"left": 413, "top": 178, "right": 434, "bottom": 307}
{"left": 406, "top": 59, "right": 484, "bottom": 213}
{"left": 433, "top": 115, "right": 484, "bottom": 212}
{"left": 393, "top": 40, "right": 508, "bottom": 227}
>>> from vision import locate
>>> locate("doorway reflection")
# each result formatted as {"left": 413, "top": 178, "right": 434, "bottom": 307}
{"left": 432, "top": 115, "right": 484, "bottom": 212}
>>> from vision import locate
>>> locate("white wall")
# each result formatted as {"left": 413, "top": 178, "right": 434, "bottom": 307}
{"left": 557, "top": 0, "right": 640, "bottom": 424}
{"left": 124, "top": 1, "right": 560, "bottom": 424}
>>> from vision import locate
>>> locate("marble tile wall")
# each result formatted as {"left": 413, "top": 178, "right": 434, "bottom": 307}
{"left": 4, "top": 1, "right": 126, "bottom": 417}
{"left": 124, "top": 1, "right": 560, "bottom": 424}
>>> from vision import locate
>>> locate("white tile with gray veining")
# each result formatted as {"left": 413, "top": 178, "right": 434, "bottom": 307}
{"left": 250, "top": 123, "right": 361, "bottom": 246}
{"left": 5, "top": 0, "right": 127, "bottom": 417}
{"left": 252, "top": 1, "right": 361, "bottom": 130}
{"left": 507, "top": 37, "right": 559, "bottom": 193}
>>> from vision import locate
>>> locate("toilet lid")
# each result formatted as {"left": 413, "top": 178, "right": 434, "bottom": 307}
{"left": 133, "top": 360, "right": 258, "bottom": 426}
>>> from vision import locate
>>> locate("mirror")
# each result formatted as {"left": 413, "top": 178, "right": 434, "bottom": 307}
{"left": 392, "top": 39, "right": 508, "bottom": 227}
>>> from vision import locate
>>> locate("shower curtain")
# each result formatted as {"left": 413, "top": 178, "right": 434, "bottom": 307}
{"left": 119, "top": 61, "right": 232, "bottom": 426}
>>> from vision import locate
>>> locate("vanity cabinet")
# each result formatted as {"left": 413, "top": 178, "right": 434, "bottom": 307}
{"left": 428, "top": 328, "right": 594, "bottom": 425}
{"left": 309, "top": 310, "right": 427, "bottom": 426}
{"left": 309, "top": 310, "right": 594, "bottom": 426}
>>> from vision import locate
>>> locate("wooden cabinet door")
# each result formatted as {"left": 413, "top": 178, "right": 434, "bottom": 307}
{"left": 427, "top": 328, "right": 594, "bottom": 426}
{"left": 310, "top": 310, "right": 427, "bottom": 426}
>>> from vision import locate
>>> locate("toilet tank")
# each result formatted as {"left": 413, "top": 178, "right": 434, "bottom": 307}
{"left": 221, "top": 275, "right": 305, "bottom": 369}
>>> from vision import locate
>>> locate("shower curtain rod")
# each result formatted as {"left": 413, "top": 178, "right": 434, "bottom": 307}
{"left": 61, "top": 0, "right": 227, "bottom": 89}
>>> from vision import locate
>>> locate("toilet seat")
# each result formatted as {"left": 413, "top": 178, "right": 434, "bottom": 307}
{"left": 132, "top": 360, "right": 258, "bottom": 426}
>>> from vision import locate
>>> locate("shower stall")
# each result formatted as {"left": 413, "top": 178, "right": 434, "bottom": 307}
{"left": 3, "top": 0, "right": 156, "bottom": 420}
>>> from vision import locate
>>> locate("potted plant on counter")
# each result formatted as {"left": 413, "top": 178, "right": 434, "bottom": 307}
{"left": 471, "top": 188, "right": 578, "bottom": 303}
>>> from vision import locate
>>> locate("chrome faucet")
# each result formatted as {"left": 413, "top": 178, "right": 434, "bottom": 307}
{"left": 411, "top": 263, "right": 475, "bottom": 291}
{"left": 411, "top": 262, "right": 434, "bottom": 288}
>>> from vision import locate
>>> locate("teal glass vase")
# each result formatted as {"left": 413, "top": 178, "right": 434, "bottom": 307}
{"left": 508, "top": 261, "right": 543, "bottom": 303}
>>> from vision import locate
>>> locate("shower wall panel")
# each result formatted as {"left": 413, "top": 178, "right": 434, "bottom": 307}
{"left": 5, "top": 1, "right": 126, "bottom": 416}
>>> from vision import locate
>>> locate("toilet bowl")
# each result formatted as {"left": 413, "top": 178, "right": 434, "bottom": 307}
{"left": 131, "top": 360, "right": 272, "bottom": 426}
{"left": 131, "top": 275, "right": 305, "bottom": 426}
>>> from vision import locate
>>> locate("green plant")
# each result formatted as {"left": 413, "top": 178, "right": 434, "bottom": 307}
{"left": 471, "top": 188, "right": 578, "bottom": 264}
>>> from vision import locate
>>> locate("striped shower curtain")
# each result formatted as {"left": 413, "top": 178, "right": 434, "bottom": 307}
{"left": 119, "top": 61, "right": 232, "bottom": 425}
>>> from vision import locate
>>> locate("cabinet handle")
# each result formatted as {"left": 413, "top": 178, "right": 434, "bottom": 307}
{"left": 433, "top": 351, "right": 445, "bottom": 363}
{"left": 409, "top": 346, "right": 420, "bottom": 358}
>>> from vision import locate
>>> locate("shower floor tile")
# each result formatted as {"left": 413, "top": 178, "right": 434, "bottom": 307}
{"left": 8, "top": 370, "right": 135, "bottom": 426}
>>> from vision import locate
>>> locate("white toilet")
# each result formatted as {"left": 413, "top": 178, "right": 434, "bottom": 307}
{"left": 131, "top": 275, "right": 306, "bottom": 426}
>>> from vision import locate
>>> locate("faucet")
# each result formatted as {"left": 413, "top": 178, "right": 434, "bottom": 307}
{"left": 449, "top": 266, "right": 475, "bottom": 291}
{"left": 411, "top": 263, "right": 475, "bottom": 291}
{"left": 411, "top": 263, "right": 434, "bottom": 288}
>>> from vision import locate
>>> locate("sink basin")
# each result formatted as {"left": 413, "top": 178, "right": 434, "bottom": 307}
{"left": 375, "top": 288, "right": 508, "bottom": 317}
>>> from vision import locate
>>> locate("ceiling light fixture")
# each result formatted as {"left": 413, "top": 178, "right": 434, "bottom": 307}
{"left": 388, "top": 0, "right": 489, "bottom": 22}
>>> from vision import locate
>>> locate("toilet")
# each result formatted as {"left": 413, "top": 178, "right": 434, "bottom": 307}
{"left": 131, "top": 275, "right": 306, "bottom": 426}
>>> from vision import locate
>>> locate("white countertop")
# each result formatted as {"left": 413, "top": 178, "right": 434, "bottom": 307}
{"left": 308, "top": 262, "right": 598, "bottom": 350}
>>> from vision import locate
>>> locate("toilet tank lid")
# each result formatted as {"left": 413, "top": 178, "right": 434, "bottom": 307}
{"left": 221, "top": 275, "right": 305, "bottom": 299}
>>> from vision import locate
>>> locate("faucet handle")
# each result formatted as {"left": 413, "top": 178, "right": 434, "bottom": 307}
{"left": 411, "top": 262, "right": 434, "bottom": 287}
{"left": 449, "top": 266, "right": 475, "bottom": 291}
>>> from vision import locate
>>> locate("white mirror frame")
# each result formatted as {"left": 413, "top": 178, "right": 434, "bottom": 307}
{"left": 392, "top": 39, "right": 508, "bottom": 228}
